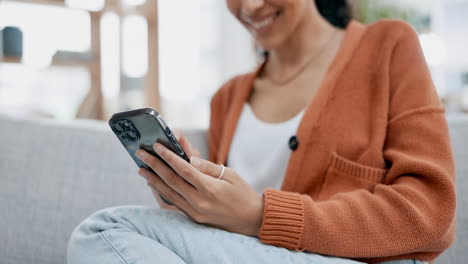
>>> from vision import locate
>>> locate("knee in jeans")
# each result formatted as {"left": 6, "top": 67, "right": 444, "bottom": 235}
{"left": 71, "top": 206, "right": 139, "bottom": 236}
{"left": 68, "top": 206, "right": 184, "bottom": 253}
{"left": 67, "top": 207, "right": 138, "bottom": 259}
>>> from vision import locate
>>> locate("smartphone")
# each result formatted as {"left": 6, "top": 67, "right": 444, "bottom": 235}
{"left": 109, "top": 108, "right": 190, "bottom": 172}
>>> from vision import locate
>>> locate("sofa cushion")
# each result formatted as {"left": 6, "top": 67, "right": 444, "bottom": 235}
{"left": 0, "top": 113, "right": 208, "bottom": 264}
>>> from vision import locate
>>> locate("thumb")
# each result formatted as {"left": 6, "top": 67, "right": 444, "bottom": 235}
{"left": 190, "top": 156, "right": 223, "bottom": 179}
{"left": 173, "top": 128, "right": 201, "bottom": 158}
{"left": 172, "top": 128, "right": 183, "bottom": 141}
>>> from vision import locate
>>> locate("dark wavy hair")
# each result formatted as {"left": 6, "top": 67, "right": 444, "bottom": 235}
{"left": 315, "top": 0, "right": 352, "bottom": 29}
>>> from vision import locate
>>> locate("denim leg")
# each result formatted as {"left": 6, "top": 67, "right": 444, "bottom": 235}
{"left": 67, "top": 206, "right": 185, "bottom": 264}
{"left": 67, "top": 206, "right": 363, "bottom": 264}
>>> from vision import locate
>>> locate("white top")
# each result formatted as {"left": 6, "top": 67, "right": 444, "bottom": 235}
{"left": 227, "top": 104, "right": 304, "bottom": 194}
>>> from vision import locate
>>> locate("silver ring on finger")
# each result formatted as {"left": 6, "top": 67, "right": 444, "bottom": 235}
{"left": 217, "top": 164, "right": 225, "bottom": 180}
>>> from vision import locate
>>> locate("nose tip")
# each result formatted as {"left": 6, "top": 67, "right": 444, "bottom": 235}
{"left": 241, "top": 0, "right": 265, "bottom": 15}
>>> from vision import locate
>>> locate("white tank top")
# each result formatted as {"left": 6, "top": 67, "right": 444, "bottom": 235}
{"left": 227, "top": 104, "right": 304, "bottom": 194}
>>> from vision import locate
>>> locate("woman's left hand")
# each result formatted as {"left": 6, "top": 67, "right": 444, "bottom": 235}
{"left": 136, "top": 143, "right": 264, "bottom": 237}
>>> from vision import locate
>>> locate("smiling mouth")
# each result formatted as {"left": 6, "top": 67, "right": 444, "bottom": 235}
{"left": 245, "top": 11, "right": 281, "bottom": 33}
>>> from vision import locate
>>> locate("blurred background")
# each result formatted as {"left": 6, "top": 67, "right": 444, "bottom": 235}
{"left": 0, "top": 0, "right": 467, "bottom": 128}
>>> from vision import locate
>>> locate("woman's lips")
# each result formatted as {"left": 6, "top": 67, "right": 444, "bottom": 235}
{"left": 244, "top": 11, "right": 281, "bottom": 35}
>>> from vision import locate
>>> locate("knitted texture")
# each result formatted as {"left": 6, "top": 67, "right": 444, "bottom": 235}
{"left": 208, "top": 20, "right": 456, "bottom": 263}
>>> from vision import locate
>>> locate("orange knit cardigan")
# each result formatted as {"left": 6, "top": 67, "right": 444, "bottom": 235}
{"left": 208, "top": 20, "right": 456, "bottom": 263}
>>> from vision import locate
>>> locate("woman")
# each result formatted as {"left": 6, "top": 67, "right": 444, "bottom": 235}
{"left": 67, "top": 0, "right": 456, "bottom": 263}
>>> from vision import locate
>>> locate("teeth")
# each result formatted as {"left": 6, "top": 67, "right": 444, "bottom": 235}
{"left": 249, "top": 16, "right": 275, "bottom": 30}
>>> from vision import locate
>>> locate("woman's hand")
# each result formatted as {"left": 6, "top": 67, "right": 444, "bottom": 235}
{"left": 150, "top": 129, "right": 201, "bottom": 211}
{"left": 136, "top": 143, "right": 264, "bottom": 237}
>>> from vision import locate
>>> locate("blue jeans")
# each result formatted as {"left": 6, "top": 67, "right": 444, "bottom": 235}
{"left": 67, "top": 206, "right": 425, "bottom": 264}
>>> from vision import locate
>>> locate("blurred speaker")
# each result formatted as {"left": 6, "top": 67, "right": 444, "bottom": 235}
{"left": 1, "top": 26, "right": 23, "bottom": 58}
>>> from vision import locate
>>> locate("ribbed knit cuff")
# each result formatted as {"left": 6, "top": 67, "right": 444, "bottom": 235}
{"left": 258, "top": 189, "right": 304, "bottom": 250}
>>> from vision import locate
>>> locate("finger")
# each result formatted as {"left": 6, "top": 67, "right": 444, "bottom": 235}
{"left": 153, "top": 143, "right": 210, "bottom": 189}
{"left": 173, "top": 128, "right": 182, "bottom": 141}
{"left": 136, "top": 152, "right": 197, "bottom": 199}
{"left": 159, "top": 193, "right": 173, "bottom": 206}
{"left": 148, "top": 183, "right": 180, "bottom": 211}
{"left": 180, "top": 137, "right": 201, "bottom": 158}
{"left": 190, "top": 156, "right": 221, "bottom": 177}
{"left": 148, "top": 182, "right": 207, "bottom": 224}
{"left": 190, "top": 156, "right": 233, "bottom": 183}
{"left": 173, "top": 128, "right": 201, "bottom": 158}
{"left": 145, "top": 177, "right": 195, "bottom": 216}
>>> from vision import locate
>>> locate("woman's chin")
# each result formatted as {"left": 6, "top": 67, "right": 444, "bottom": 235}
{"left": 255, "top": 36, "right": 283, "bottom": 53}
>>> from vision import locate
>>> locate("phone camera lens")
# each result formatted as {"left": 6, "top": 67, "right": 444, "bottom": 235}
{"left": 123, "top": 121, "right": 131, "bottom": 129}
{"left": 126, "top": 131, "right": 139, "bottom": 141}
{"left": 112, "top": 123, "right": 124, "bottom": 133}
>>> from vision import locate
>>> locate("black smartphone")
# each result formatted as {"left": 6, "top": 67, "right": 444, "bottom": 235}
{"left": 109, "top": 108, "right": 190, "bottom": 172}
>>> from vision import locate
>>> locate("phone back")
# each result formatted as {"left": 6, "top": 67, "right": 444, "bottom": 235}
{"left": 109, "top": 108, "right": 188, "bottom": 170}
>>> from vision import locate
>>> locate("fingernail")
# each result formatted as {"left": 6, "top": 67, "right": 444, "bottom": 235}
{"left": 190, "top": 156, "right": 201, "bottom": 167}
{"left": 154, "top": 144, "right": 164, "bottom": 153}
{"left": 136, "top": 150, "right": 145, "bottom": 159}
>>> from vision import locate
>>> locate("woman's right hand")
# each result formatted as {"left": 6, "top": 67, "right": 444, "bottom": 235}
{"left": 148, "top": 129, "right": 202, "bottom": 210}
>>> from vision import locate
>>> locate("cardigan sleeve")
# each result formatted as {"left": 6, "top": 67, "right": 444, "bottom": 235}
{"left": 208, "top": 89, "right": 223, "bottom": 163}
{"left": 208, "top": 77, "right": 238, "bottom": 163}
{"left": 258, "top": 22, "right": 456, "bottom": 259}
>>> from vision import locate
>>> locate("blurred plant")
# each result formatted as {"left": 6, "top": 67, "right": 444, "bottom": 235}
{"left": 351, "top": 0, "right": 431, "bottom": 32}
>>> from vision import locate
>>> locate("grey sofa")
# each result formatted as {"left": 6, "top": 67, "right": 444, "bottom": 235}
{"left": 0, "top": 113, "right": 466, "bottom": 264}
